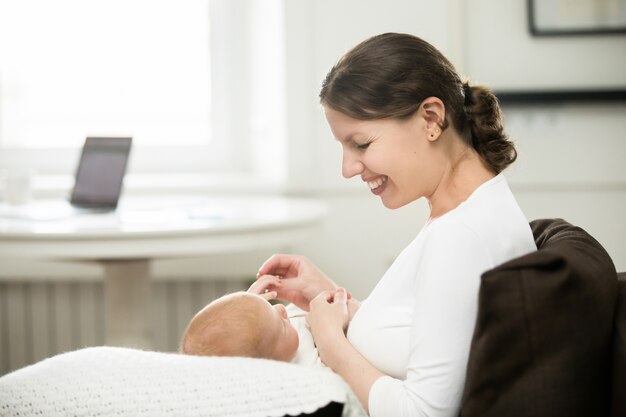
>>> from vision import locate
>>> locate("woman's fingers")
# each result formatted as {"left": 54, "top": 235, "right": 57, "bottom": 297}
{"left": 334, "top": 288, "right": 348, "bottom": 303}
{"left": 256, "top": 254, "right": 303, "bottom": 278}
{"left": 321, "top": 287, "right": 350, "bottom": 304}
{"left": 309, "top": 290, "right": 332, "bottom": 309}
{"left": 308, "top": 290, "right": 350, "bottom": 335}
{"left": 347, "top": 299, "right": 361, "bottom": 320}
{"left": 333, "top": 288, "right": 349, "bottom": 316}
{"left": 311, "top": 289, "right": 346, "bottom": 306}
{"left": 256, "top": 254, "right": 287, "bottom": 277}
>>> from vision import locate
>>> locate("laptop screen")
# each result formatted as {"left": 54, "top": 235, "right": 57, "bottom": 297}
{"left": 70, "top": 137, "right": 132, "bottom": 209}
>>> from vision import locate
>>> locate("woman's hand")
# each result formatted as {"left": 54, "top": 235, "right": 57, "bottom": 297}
{"left": 256, "top": 254, "right": 339, "bottom": 311}
{"left": 307, "top": 288, "right": 382, "bottom": 414}
{"left": 347, "top": 298, "right": 361, "bottom": 321}
{"left": 307, "top": 289, "right": 351, "bottom": 361}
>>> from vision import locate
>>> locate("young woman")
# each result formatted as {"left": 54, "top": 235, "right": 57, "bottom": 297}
{"left": 256, "top": 33, "right": 537, "bottom": 417}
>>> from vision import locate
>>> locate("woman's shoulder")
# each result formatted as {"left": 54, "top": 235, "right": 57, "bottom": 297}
{"left": 440, "top": 175, "right": 527, "bottom": 230}
{"left": 423, "top": 177, "right": 536, "bottom": 264}
{"left": 421, "top": 216, "right": 487, "bottom": 252}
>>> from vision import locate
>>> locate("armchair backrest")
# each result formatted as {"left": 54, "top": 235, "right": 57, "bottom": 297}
{"left": 461, "top": 218, "right": 620, "bottom": 417}
{"left": 612, "top": 272, "right": 626, "bottom": 417}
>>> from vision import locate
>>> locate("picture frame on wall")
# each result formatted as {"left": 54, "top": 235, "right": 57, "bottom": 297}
{"left": 528, "top": 0, "right": 626, "bottom": 35}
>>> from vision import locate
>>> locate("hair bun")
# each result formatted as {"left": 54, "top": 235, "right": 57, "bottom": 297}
{"left": 462, "top": 83, "right": 472, "bottom": 107}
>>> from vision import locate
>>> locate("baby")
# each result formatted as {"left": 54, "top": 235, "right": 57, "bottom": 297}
{"left": 181, "top": 276, "right": 357, "bottom": 366}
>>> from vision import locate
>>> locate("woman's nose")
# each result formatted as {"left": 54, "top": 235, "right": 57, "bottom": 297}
{"left": 342, "top": 150, "right": 364, "bottom": 179}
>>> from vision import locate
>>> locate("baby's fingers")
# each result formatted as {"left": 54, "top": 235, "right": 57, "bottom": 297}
{"left": 259, "top": 291, "right": 278, "bottom": 301}
{"left": 248, "top": 274, "right": 282, "bottom": 295}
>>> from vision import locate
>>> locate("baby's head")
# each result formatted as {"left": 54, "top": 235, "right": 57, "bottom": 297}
{"left": 181, "top": 292, "right": 299, "bottom": 362}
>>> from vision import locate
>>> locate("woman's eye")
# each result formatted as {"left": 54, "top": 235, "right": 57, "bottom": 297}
{"left": 357, "top": 142, "right": 371, "bottom": 150}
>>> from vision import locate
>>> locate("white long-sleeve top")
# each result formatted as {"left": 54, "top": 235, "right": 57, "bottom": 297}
{"left": 347, "top": 174, "right": 536, "bottom": 417}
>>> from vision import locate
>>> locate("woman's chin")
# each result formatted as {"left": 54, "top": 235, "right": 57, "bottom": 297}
{"left": 381, "top": 198, "right": 402, "bottom": 210}
{"left": 380, "top": 194, "right": 414, "bottom": 210}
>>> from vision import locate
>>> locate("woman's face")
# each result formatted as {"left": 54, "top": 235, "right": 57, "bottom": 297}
{"left": 324, "top": 106, "right": 442, "bottom": 209}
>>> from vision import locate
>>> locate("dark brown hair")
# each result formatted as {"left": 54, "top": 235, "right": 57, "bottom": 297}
{"left": 319, "top": 33, "right": 517, "bottom": 173}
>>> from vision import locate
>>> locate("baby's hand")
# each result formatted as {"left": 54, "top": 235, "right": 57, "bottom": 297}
{"left": 248, "top": 274, "right": 282, "bottom": 301}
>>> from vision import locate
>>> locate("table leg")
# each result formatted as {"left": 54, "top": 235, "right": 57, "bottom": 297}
{"left": 102, "top": 259, "right": 153, "bottom": 348}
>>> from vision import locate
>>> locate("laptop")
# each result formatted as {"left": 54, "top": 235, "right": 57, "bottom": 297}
{"left": 69, "top": 137, "right": 132, "bottom": 211}
{"left": 0, "top": 137, "right": 132, "bottom": 221}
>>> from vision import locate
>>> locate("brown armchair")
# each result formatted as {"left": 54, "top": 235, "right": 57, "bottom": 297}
{"left": 461, "top": 218, "right": 625, "bottom": 417}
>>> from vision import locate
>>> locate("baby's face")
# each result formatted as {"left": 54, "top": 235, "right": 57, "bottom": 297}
{"left": 257, "top": 299, "right": 299, "bottom": 362}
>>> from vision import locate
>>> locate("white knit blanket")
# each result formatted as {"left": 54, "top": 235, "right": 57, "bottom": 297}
{"left": 0, "top": 347, "right": 367, "bottom": 417}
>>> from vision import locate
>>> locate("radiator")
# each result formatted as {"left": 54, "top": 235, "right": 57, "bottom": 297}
{"left": 0, "top": 279, "right": 249, "bottom": 376}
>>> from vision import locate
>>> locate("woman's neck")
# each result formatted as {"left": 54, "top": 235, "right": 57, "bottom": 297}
{"left": 427, "top": 147, "right": 495, "bottom": 220}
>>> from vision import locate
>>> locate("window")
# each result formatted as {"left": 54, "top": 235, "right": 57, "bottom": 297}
{"left": 0, "top": 0, "right": 211, "bottom": 147}
{"left": 0, "top": 0, "right": 286, "bottom": 180}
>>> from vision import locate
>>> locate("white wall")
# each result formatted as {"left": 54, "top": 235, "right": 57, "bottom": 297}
{"left": 465, "top": 0, "right": 626, "bottom": 90}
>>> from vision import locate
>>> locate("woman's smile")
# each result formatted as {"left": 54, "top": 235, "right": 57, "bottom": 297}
{"left": 365, "top": 175, "right": 388, "bottom": 195}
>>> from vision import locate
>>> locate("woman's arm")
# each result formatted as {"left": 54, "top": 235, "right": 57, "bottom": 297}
{"left": 308, "top": 223, "right": 491, "bottom": 417}
{"left": 307, "top": 290, "right": 381, "bottom": 414}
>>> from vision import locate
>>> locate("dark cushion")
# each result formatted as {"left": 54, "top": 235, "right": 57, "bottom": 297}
{"left": 612, "top": 273, "right": 626, "bottom": 417}
{"left": 461, "top": 218, "right": 618, "bottom": 417}
{"left": 293, "top": 402, "right": 343, "bottom": 417}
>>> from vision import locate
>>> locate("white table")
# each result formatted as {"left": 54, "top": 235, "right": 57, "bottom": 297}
{"left": 0, "top": 196, "right": 327, "bottom": 348}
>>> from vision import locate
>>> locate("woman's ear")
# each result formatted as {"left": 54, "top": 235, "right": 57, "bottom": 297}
{"left": 419, "top": 97, "right": 446, "bottom": 141}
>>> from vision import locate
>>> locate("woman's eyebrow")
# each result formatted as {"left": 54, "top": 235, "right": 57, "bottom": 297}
{"left": 336, "top": 133, "right": 360, "bottom": 143}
